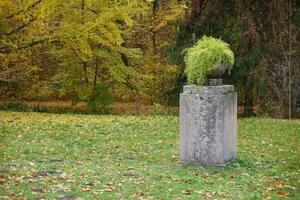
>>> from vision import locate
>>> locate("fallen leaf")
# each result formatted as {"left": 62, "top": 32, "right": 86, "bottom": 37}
{"left": 183, "top": 189, "right": 192, "bottom": 195}
{"left": 274, "top": 183, "right": 284, "bottom": 188}
{"left": 15, "top": 177, "right": 23, "bottom": 183}
{"left": 134, "top": 191, "right": 144, "bottom": 197}
{"left": 80, "top": 173, "right": 88, "bottom": 178}
{"left": 104, "top": 183, "right": 116, "bottom": 192}
{"left": 203, "top": 191, "right": 214, "bottom": 198}
{"left": 28, "top": 178, "right": 35, "bottom": 183}
{"left": 277, "top": 191, "right": 289, "bottom": 197}
{"left": 0, "top": 178, "right": 5, "bottom": 185}
{"left": 82, "top": 186, "right": 91, "bottom": 192}
{"left": 59, "top": 172, "right": 68, "bottom": 180}
{"left": 104, "top": 188, "right": 112, "bottom": 192}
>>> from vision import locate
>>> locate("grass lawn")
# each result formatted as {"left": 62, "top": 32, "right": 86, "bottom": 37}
{"left": 0, "top": 111, "right": 299, "bottom": 199}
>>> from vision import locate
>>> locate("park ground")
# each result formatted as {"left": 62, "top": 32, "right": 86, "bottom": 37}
{"left": 0, "top": 111, "right": 299, "bottom": 199}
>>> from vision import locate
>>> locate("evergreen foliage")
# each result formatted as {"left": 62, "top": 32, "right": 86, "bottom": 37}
{"left": 87, "top": 84, "right": 113, "bottom": 113}
{"left": 169, "top": 0, "right": 299, "bottom": 117}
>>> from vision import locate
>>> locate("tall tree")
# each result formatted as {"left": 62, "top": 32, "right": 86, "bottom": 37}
{"left": 0, "top": 0, "right": 142, "bottom": 103}
{"left": 170, "top": 0, "right": 299, "bottom": 117}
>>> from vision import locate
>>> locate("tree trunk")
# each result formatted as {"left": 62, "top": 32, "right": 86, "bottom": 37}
{"left": 152, "top": 0, "right": 158, "bottom": 54}
{"left": 83, "top": 61, "right": 88, "bottom": 85}
{"left": 93, "top": 59, "right": 99, "bottom": 92}
{"left": 288, "top": 0, "right": 292, "bottom": 119}
{"left": 244, "top": 76, "right": 254, "bottom": 116}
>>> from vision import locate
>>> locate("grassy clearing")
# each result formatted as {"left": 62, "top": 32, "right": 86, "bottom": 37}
{"left": 0, "top": 111, "right": 299, "bottom": 199}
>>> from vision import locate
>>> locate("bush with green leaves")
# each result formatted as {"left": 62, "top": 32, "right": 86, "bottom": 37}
{"left": 87, "top": 84, "right": 113, "bottom": 113}
{"left": 183, "top": 36, "right": 234, "bottom": 85}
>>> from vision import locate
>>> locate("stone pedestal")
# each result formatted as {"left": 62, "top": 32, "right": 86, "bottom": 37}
{"left": 180, "top": 85, "right": 237, "bottom": 166}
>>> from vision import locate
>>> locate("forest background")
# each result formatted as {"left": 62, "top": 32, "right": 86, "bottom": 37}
{"left": 0, "top": 0, "right": 299, "bottom": 118}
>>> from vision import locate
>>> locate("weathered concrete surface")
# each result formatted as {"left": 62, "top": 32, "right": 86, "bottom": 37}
{"left": 180, "top": 85, "right": 237, "bottom": 166}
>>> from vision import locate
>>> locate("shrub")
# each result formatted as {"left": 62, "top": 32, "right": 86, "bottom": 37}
{"left": 0, "top": 101, "right": 30, "bottom": 112}
{"left": 87, "top": 84, "right": 113, "bottom": 113}
{"left": 183, "top": 36, "right": 234, "bottom": 85}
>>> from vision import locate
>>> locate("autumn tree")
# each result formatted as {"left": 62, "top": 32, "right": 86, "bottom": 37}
{"left": 0, "top": 0, "right": 186, "bottom": 108}
{"left": 0, "top": 0, "right": 141, "bottom": 106}
{"left": 127, "top": 0, "right": 185, "bottom": 104}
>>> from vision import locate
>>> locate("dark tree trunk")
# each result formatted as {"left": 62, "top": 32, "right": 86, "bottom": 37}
{"left": 93, "top": 59, "right": 99, "bottom": 92}
{"left": 244, "top": 76, "right": 255, "bottom": 116}
{"left": 152, "top": 0, "right": 159, "bottom": 54}
{"left": 185, "top": 0, "right": 207, "bottom": 26}
{"left": 83, "top": 61, "right": 88, "bottom": 85}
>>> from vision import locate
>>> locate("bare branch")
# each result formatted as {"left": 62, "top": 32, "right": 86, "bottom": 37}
{"left": 279, "top": 38, "right": 289, "bottom": 66}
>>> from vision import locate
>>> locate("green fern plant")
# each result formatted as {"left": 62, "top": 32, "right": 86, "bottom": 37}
{"left": 183, "top": 36, "right": 234, "bottom": 85}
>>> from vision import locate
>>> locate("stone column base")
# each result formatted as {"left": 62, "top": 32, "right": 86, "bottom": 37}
{"left": 180, "top": 85, "right": 237, "bottom": 166}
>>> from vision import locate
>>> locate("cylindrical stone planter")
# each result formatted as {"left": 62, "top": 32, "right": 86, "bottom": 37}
{"left": 179, "top": 85, "right": 237, "bottom": 166}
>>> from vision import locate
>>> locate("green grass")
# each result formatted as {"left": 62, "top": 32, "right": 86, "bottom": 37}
{"left": 0, "top": 111, "right": 299, "bottom": 199}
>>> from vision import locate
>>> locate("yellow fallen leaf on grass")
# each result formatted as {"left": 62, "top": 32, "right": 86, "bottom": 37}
{"left": 82, "top": 186, "right": 91, "bottom": 192}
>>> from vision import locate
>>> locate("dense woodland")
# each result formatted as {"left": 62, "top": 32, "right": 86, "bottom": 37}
{"left": 0, "top": 0, "right": 299, "bottom": 118}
